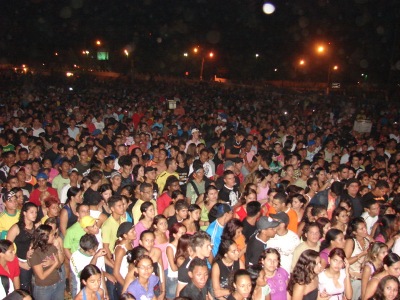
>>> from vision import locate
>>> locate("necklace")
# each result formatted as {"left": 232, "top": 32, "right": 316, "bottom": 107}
{"left": 222, "top": 258, "right": 234, "bottom": 273}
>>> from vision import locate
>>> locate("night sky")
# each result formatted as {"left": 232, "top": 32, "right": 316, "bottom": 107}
{"left": 1, "top": 0, "right": 400, "bottom": 83}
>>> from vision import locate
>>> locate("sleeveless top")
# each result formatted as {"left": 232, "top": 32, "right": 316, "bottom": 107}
{"left": 64, "top": 203, "right": 78, "bottom": 229}
{"left": 82, "top": 287, "right": 101, "bottom": 300}
{"left": 200, "top": 204, "right": 210, "bottom": 231}
{"left": 14, "top": 223, "right": 34, "bottom": 260}
{"left": 233, "top": 206, "right": 247, "bottom": 222}
{"left": 257, "top": 184, "right": 269, "bottom": 201}
{"left": 167, "top": 244, "right": 178, "bottom": 278}
{"left": 304, "top": 288, "right": 318, "bottom": 300}
{"left": 349, "top": 237, "right": 370, "bottom": 279}
{"left": 114, "top": 244, "right": 129, "bottom": 279}
{"left": 216, "top": 259, "right": 240, "bottom": 289}
{"left": 154, "top": 239, "right": 169, "bottom": 271}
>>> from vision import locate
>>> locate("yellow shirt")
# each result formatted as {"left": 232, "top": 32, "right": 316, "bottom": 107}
{"left": 101, "top": 215, "right": 127, "bottom": 254}
{"left": 0, "top": 210, "right": 20, "bottom": 239}
{"left": 132, "top": 199, "right": 157, "bottom": 225}
{"left": 155, "top": 171, "right": 179, "bottom": 194}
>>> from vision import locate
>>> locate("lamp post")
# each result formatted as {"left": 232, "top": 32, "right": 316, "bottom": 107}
{"left": 193, "top": 47, "right": 214, "bottom": 81}
{"left": 326, "top": 65, "right": 338, "bottom": 95}
{"left": 295, "top": 59, "right": 306, "bottom": 89}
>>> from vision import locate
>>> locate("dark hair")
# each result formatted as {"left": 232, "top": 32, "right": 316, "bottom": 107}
{"left": 152, "top": 214, "right": 167, "bottom": 231}
{"left": 66, "top": 186, "right": 82, "bottom": 204}
{"left": 3, "top": 289, "right": 32, "bottom": 300}
{"left": 18, "top": 202, "right": 38, "bottom": 228}
{"left": 288, "top": 250, "right": 320, "bottom": 295}
{"left": 189, "top": 257, "right": 208, "bottom": 272}
{"left": 331, "top": 207, "right": 349, "bottom": 227}
{"left": 246, "top": 264, "right": 263, "bottom": 299}
{"left": 108, "top": 195, "right": 123, "bottom": 208}
{"left": 259, "top": 248, "right": 280, "bottom": 267}
{"left": 175, "top": 199, "right": 189, "bottom": 211}
{"left": 214, "top": 239, "right": 236, "bottom": 263}
{"left": 175, "top": 233, "right": 191, "bottom": 264}
{"left": 171, "top": 190, "right": 184, "bottom": 200}
{"left": 229, "top": 269, "right": 251, "bottom": 293}
{"left": 32, "top": 224, "right": 53, "bottom": 252}
{"left": 345, "top": 217, "right": 366, "bottom": 239}
{"left": 0, "top": 239, "right": 13, "bottom": 253}
{"left": 303, "top": 222, "right": 322, "bottom": 241}
{"left": 221, "top": 218, "right": 243, "bottom": 241}
{"left": 140, "top": 230, "right": 154, "bottom": 242}
{"left": 139, "top": 202, "right": 154, "bottom": 221}
{"left": 273, "top": 192, "right": 287, "bottom": 204}
{"left": 374, "top": 214, "right": 398, "bottom": 242}
{"left": 320, "top": 228, "right": 343, "bottom": 251}
{"left": 239, "top": 188, "right": 257, "bottom": 205}
{"left": 80, "top": 264, "right": 101, "bottom": 290}
{"left": 126, "top": 246, "right": 148, "bottom": 264}
{"left": 133, "top": 254, "right": 153, "bottom": 277}
{"left": 79, "top": 234, "right": 99, "bottom": 252}
{"left": 328, "top": 247, "right": 346, "bottom": 262}
{"left": 373, "top": 275, "right": 400, "bottom": 300}
{"left": 119, "top": 292, "right": 137, "bottom": 300}
{"left": 246, "top": 201, "right": 261, "bottom": 217}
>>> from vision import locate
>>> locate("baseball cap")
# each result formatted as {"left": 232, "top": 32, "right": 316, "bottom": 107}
{"left": 36, "top": 172, "right": 48, "bottom": 180}
{"left": 79, "top": 216, "right": 96, "bottom": 229}
{"left": 117, "top": 222, "right": 135, "bottom": 238}
{"left": 256, "top": 216, "right": 280, "bottom": 230}
{"left": 307, "top": 140, "right": 316, "bottom": 147}
{"left": 111, "top": 171, "right": 122, "bottom": 179}
{"left": 191, "top": 128, "right": 200, "bottom": 134}
{"left": 269, "top": 212, "right": 289, "bottom": 225}
{"left": 144, "top": 166, "right": 157, "bottom": 173}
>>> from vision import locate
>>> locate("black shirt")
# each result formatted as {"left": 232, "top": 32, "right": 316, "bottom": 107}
{"left": 218, "top": 185, "right": 239, "bottom": 206}
{"left": 83, "top": 188, "right": 103, "bottom": 206}
{"left": 242, "top": 218, "right": 257, "bottom": 243}
{"left": 245, "top": 234, "right": 268, "bottom": 267}
{"left": 179, "top": 282, "right": 209, "bottom": 300}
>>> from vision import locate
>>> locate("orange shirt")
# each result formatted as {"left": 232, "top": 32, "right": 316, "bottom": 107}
{"left": 267, "top": 207, "right": 298, "bottom": 234}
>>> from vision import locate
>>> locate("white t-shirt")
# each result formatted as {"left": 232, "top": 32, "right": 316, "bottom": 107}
{"left": 267, "top": 229, "right": 300, "bottom": 273}
{"left": 361, "top": 212, "right": 378, "bottom": 235}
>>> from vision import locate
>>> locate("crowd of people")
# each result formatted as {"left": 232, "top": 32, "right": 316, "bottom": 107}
{"left": 0, "top": 74, "right": 400, "bottom": 300}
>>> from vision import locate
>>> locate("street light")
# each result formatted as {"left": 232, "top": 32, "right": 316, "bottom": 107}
{"left": 316, "top": 45, "right": 325, "bottom": 54}
{"left": 327, "top": 65, "right": 339, "bottom": 95}
{"left": 96, "top": 40, "right": 101, "bottom": 46}
{"left": 299, "top": 59, "right": 305, "bottom": 65}
{"left": 192, "top": 47, "right": 214, "bottom": 81}
{"left": 124, "top": 49, "right": 129, "bottom": 57}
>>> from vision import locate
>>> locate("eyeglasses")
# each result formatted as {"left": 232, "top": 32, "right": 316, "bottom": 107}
{"left": 137, "top": 265, "right": 153, "bottom": 271}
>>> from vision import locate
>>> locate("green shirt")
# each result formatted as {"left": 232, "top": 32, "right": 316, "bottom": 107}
{"left": 63, "top": 222, "right": 85, "bottom": 254}
{"left": 102, "top": 215, "right": 127, "bottom": 254}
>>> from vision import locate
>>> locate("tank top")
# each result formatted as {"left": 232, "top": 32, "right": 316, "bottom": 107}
{"left": 349, "top": 237, "right": 370, "bottom": 279}
{"left": 216, "top": 259, "right": 240, "bottom": 289}
{"left": 167, "top": 244, "right": 178, "bottom": 278}
{"left": 14, "top": 223, "right": 34, "bottom": 260}
{"left": 114, "top": 244, "right": 129, "bottom": 279}
{"left": 82, "top": 287, "right": 101, "bottom": 300}
{"left": 64, "top": 203, "right": 78, "bottom": 229}
{"left": 154, "top": 241, "right": 169, "bottom": 271}
{"left": 304, "top": 288, "right": 318, "bottom": 300}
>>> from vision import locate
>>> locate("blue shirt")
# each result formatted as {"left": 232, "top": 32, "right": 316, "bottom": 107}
{"left": 127, "top": 274, "right": 159, "bottom": 300}
{"left": 206, "top": 220, "right": 224, "bottom": 257}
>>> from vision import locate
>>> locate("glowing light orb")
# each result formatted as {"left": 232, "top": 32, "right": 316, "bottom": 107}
{"left": 263, "top": 3, "right": 275, "bottom": 14}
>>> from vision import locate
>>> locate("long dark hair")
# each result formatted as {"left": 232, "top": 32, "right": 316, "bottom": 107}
{"left": 345, "top": 217, "right": 366, "bottom": 239}
{"left": 213, "top": 239, "right": 236, "bottom": 263}
{"left": 374, "top": 214, "right": 397, "bottom": 242}
{"left": 175, "top": 233, "right": 190, "bottom": 264}
{"left": 221, "top": 218, "right": 243, "bottom": 241}
{"left": 17, "top": 202, "right": 38, "bottom": 229}
{"left": 373, "top": 275, "right": 400, "bottom": 300}
{"left": 80, "top": 264, "right": 101, "bottom": 290}
{"left": 66, "top": 186, "right": 81, "bottom": 204}
{"left": 320, "top": 228, "right": 343, "bottom": 251}
{"left": 32, "top": 224, "right": 52, "bottom": 252}
{"left": 288, "top": 250, "right": 320, "bottom": 295}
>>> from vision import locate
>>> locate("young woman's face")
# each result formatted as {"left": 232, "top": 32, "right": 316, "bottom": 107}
{"left": 102, "top": 189, "right": 112, "bottom": 201}
{"left": 263, "top": 253, "right": 279, "bottom": 273}
{"left": 354, "top": 222, "right": 368, "bottom": 238}
{"left": 145, "top": 205, "right": 155, "bottom": 219}
{"left": 140, "top": 233, "right": 155, "bottom": 251}
{"left": 387, "top": 261, "right": 400, "bottom": 278}
{"left": 377, "top": 247, "right": 389, "bottom": 262}
{"left": 24, "top": 207, "right": 38, "bottom": 222}
{"left": 2, "top": 245, "right": 16, "bottom": 262}
{"left": 155, "top": 218, "right": 168, "bottom": 233}
{"left": 313, "top": 257, "right": 323, "bottom": 274}
{"left": 126, "top": 227, "right": 137, "bottom": 241}
{"left": 207, "top": 189, "right": 218, "bottom": 202}
{"left": 136, "top": 258, "right": 154, "bottom": 279}
{"left": 174, "top": 226, "right": 187, "bottom": 241}
{"left": 272, "top": 173, "right": 280, "bottom": 183}
{"left": 191, "top": 209, "right": 201, "bottom": 221}
{"left": 234, "top": 275, "right": 252, "bottom": 299}
{"left": 48, "top": 203, "right": 60, "bottom": 217}
{"left": 245, "top": 193, "right": 257, "bottom": 204}
{"left": 225, "top": 243, "right": 240, "bottom": 262}
{"left": 83, "top": 273, "right": 102, "bottom": 292}
{"left": 323, "top": 223, "right": 331, "bottom": 235}
{"left": 256, "top": 269, "right": 267, "bottom": 287}
{"left": 328, "top": 254, "right": 344, "bottom": 272}
{"left": 317, "top": 209, "right": 328, "bottom": 219}
{"left": 383, "top": 279, "right": 399, "bottom": 300}
{"left": 331, "top": 233, "right": 346, "bottom": 249}
{"left": 310, "top": 180, "right": 319, "bottom": 192}
{"left": 336, "top": 211, "right": 349, "bottom": 224}
{"left": 291, "top": 197, "right": 303, "bottom": 210}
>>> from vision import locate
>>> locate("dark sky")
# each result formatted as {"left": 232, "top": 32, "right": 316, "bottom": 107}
{"left": 1, "top": 0, "right": 400, "bottom": 83}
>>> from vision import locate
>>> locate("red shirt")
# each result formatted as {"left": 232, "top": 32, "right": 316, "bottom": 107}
{"left": 29, "top": 187, "right": 59, "bottom": 206}
{"left": 157, "top": 192, "right": 172, "bottom": 215}
{"left": 0, "top": 256, "right": 20, "bottom": 279}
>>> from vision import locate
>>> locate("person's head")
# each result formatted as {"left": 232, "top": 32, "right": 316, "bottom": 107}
{"left": 152, "top": 214, "right": 168, "bottom": 233}
{"left": 331, "top": 206, "right": 350, "bottom": 226}
{"left": 288, "top": 249, "right": 322, "bottom": 296}
{"left": 328, "top": 248, "right": 346, "bottom": 272}
{"left": 375, "top": 214, "right": 398, "bottom": 241}
{"left": 374, "top": 275, "right": 400, "bottom": 300}
{"left": 365, "top": 199, "right": 380, "bottom": 217}
{"left": 32, "top": 224, "right": 55, "bottom": 251}
{"left": 67, "top": 186, "right": 83, "bottom": 204}
{"left": 382, "top": 253, "right": 400, "bottom": 278}
{"left": 189, "top": 231, "right": 212, "bottom": 259}
{"left": 0, "top": 239, "right": 15, "bottom": 262}
{"left": 126, "top": 245, "right": 149, "bottom": 265}
{"left": 139, "top": 182, "right": 153, "bottom": 201}
{"left": 222, "top": 218, "right": 244, "bottom": 241}
{"left": 3, "top": 190, "right": 18, "bottom": 212}
{"left": 139, "top": 202, "right": 155, "bottom": 221}
{"left": 229, "top": 269, "right": 252, "bottom": 299}
{"left": 169, "top": 222, "right": 187, "bottom": 243}
{"left": 3, "top": 289, "right": 32, "bottom": 300}
{"left": 187, "top": 204, "right": 201, "bottom": 221}
{"left": 79, "top": 234, "right": 99, "bottom": 254}
{"left": 139, "top": 230, "right": 155, "bottom": 251}
{"left": 223, "top": 170, "right": 236, "bottom": 188}
{"left": 215, "top": 239, "right": 239, "bottom": 263}
{"left": 304, "top": 222, "right": 322, "bottom": 244}
{"left": 163, "top": 175, "right": 180, "bottom": 194}
{"left": 117, "top": 222, "right": 136, "bottom": 242}
{"left": 188, "top": 257, "right": 209, "bottom": 289}
{"left": 208, "top": 203, "right": 233, "bottom": 224}
{"left": 271, "top": 192, "right": 287, "bottom": 213}
{"left": 240, "top": 188, "right": 257, "bottom": 205}
{"left": 288, "top": 193, "right": 307, "bottom": 211}
{"left": 324, "top": 228, "right": 346, "bottom": 250}
{"left": 19, "top": 202, "right": 38, "bottom": 226}
{"left": 76, "top": 203, "right": 90, "bottom": 219}
{"left": 205, "top": 185, "right": 219, "bottom": 203}
{"left": 311, "top": 205, "right": 328, "bottom": 219}
{"left": 80, "top": 264, "right": 102, "bottom": 291}
{"left": 246, "top": 201, "right": 261, "bottom": 218}
{"left": 366, "top": 241, "right": 388, "bottom": 265}
{"left": 375, "top": 180, "right": 390, "bottom": 196}
{"left": 44, "top": 196, "right": 60, "bottom": 218}
{"left": 174, "top": 200, "right": 189, "bottom": 221}
{"left": 107, "top": 195, "right": 124, "bottom": 216}
{"left": 134, "top": 254, "right": 154, "bottom": 279}
{"left": 256, "top": 216, "right": 279, "bottom": 239}
{"left": 260, "top": 248, "right": 280, "bottom": 273}
{"left": 316, "top": 217, "right": 331, "bottom": 237}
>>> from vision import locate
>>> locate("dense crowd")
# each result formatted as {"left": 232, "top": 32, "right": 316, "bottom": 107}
{"left": 0, "top": 74, "right": 400, "bottom": 300}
